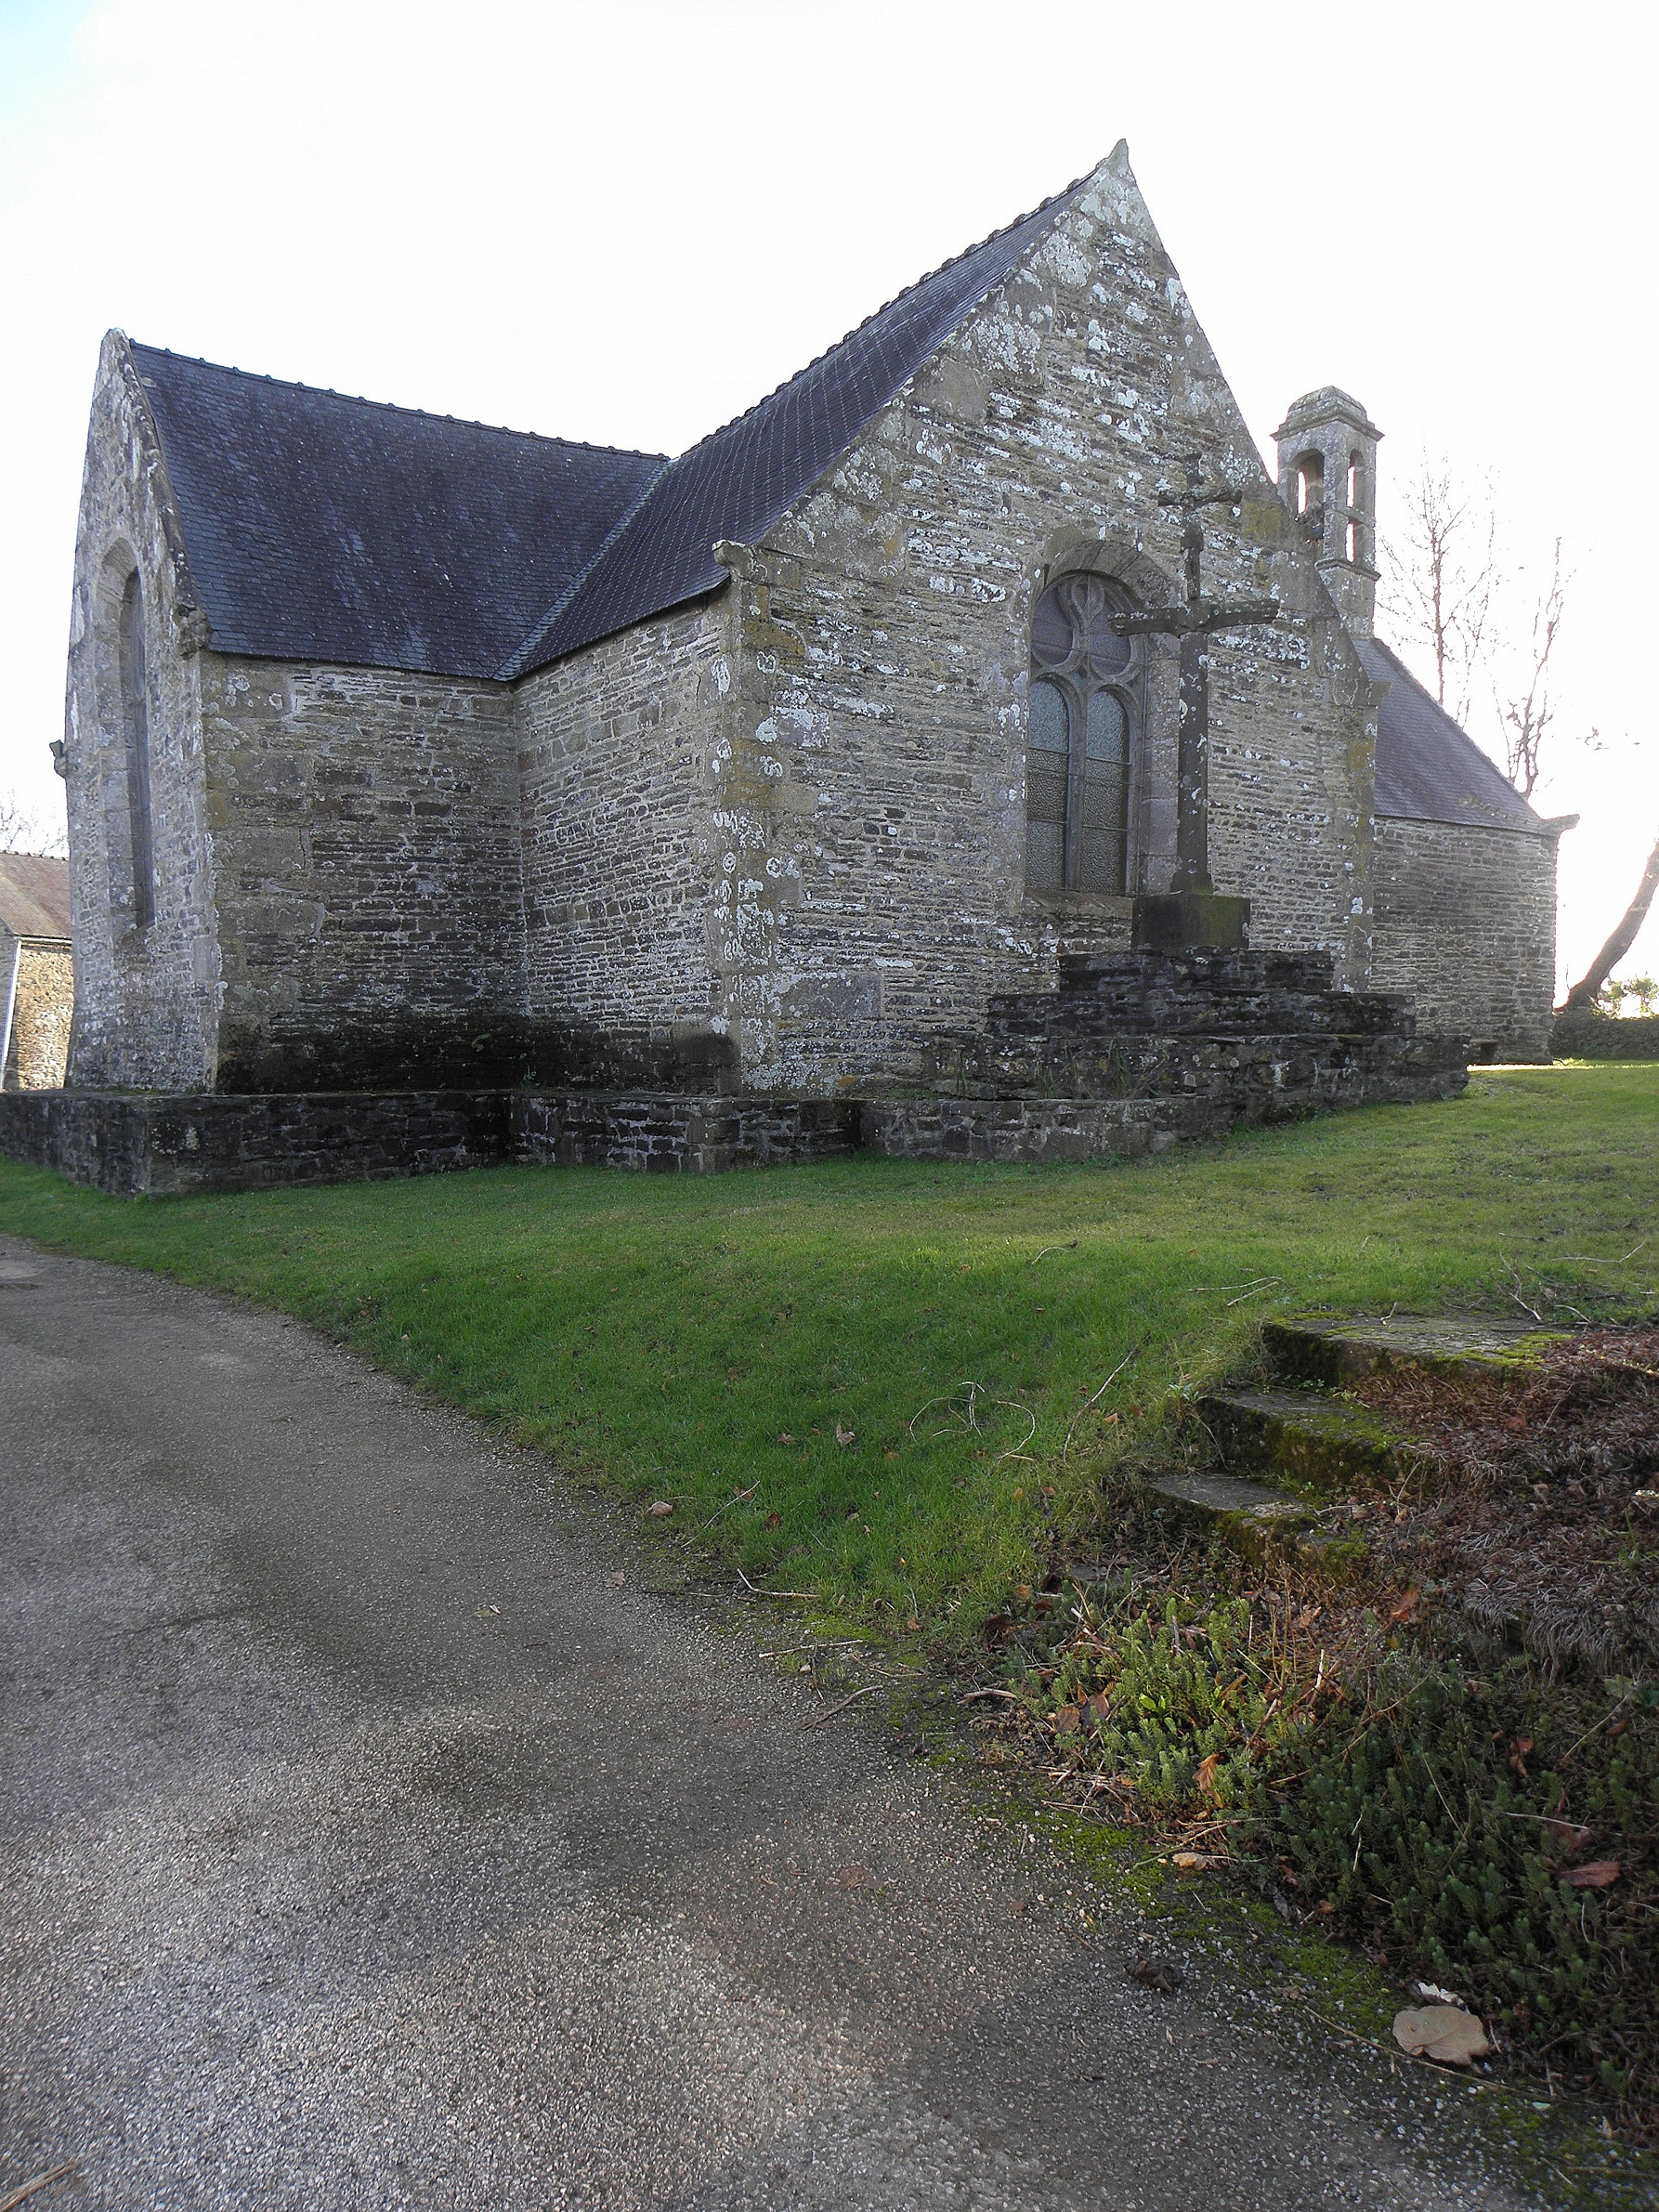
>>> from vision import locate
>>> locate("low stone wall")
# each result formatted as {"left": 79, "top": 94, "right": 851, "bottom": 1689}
{"left": 1550, "top": 1010, "right": 1659, "bottom": 1061}
{"left": 516, "top": 1093, "right": 861, "bottom": 1174}
{"left": 0, "top": 1089, "right": 516, "bottom": 1197}
{"left": 0, "top": 1087, "right": 863, "bottom": 1196}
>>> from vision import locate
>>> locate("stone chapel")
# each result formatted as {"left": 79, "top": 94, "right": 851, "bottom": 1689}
{"left": 23, "top": 146, "right": 1570, "bottom": 1188}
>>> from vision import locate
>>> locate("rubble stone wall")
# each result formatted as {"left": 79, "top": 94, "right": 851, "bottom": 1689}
{"left": 63, "top": 336, "right": 221, "bottom": 1089}
{"left": 199, "top": 655, "right": 528, "bottom": 1090}
{"left": 1370, "top": 816, "right": 1559, "bottom": 1060}
{"left": 730, "top": 160, "right": 1376, "bottom": 1091}
{"left": 2, "top": 938, "right": 74, "bottom": 1089}
{"left": 515, "top": 603, "right": 729, "bottom": 1068}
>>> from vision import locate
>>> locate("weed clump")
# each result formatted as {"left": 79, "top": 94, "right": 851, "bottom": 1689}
{"left": 995, "top": 1565, "right": 1659, "bottom": 2137}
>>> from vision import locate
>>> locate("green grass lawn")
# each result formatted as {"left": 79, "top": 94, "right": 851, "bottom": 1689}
{"left": 3, "top": 1064, "right": 1655, "bottom": 1640}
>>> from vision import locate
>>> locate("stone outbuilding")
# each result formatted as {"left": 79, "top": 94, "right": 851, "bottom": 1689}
{"left": 53, "top": 145, "right": 1566, "bottom": 1122}
{"left": 0, "top": 854, "right": 74, "bottom": 1091}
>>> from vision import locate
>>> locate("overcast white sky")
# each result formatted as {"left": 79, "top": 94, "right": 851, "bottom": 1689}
{"left": 2, "top": 0, "right": 1654, "bottom": 988}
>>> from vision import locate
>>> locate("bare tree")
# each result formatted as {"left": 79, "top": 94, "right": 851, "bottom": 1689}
{"left": 1499, "top": 539, "right": 1567, "bottom": 799}
{"left": 1561, "top": 831, "right": 1659, "bottom": 1014}
{"left": 0, "top": 785, "right": 68, "bottom": 857}
{"left": 1378, "top": 458, "right": 1500, "bottom": 727}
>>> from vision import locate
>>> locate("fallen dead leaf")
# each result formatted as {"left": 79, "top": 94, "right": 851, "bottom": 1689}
{"left": 607, "top": 1571, "right": 626, "bottom": 1588}
{"left": 1392, "top": 2005, "right": 1490, "bottom": 2065}
{"left": 647, "top": 1500, "right": 674, "bottom": 1517}
{"left": 1195, "top": 1751, "right": 1222, "bottom": 1801}
{"left": 1540, "top": 1818, "right": 1593, "bottom": 1855}
{"left": 1563, "top": 1860, "right": 1622, "bottom": 1890}
{"left": 1169, "top": 1852, "right": 1218, "bottom": 1872}
{"left": 777, "top": 1431, "right": 797, "bottom": 1446}
{"left": 835, "top": 1422, "right": 856, "bottom": 1448}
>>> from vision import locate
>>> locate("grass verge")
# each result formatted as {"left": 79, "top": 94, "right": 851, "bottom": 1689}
{"left": 1, "top": 1064, "right": 1654, "bottom": 1640}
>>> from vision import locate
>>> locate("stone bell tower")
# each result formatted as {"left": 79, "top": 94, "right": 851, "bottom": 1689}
{"left": 1274, "top": 387, "right": 1381, "bottom": 637}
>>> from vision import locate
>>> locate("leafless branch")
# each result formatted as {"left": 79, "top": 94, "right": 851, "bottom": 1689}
{"left": 1378, "top": 457, "right": 1499, "bottom": 726}
{"left": 0, "top": 788, "right": 68, "bottom": 857}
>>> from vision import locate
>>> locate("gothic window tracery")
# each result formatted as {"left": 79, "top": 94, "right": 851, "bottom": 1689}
{"left": 1025, "top": 571, "right": 1137, "bottom": 896}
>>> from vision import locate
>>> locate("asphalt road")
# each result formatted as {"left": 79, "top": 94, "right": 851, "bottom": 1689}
{"left": 0, "top": 1233, "right": 1561, "bottom": 2210}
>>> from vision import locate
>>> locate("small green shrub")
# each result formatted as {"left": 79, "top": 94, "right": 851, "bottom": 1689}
{"left": 1012, "top": 1578, "right": 1658, "bottom": 2117}
{"left": 1551, "top": 1008, "right": 1659, "bottom": 1060}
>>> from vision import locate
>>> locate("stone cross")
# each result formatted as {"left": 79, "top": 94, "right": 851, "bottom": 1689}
{"left": 1111, "top": 458, "right": 1279, "bottom": 895}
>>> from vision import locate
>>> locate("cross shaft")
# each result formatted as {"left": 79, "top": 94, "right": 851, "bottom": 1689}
{"left": 1108, "top": 457, "right": 1279, "bottom": 893}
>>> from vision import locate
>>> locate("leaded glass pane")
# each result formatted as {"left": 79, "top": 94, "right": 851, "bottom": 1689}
{"left": 1029, "top": 679, "right": 1068, "bottom": 753}
{"left": 1084, "top": 588, "right": 1132, "bottom": 674}
{"left": 1078, "top": 831, "right": 1127, "bottom": 894}
{"left": 1084, "top": 689, "right": 1127, "bottom": 764}
{"left": 1027, "top": 575, "right": 1135, "bottom": 897}
{"left": 1025, "top": 819, "right": 1065, "bottom": 891}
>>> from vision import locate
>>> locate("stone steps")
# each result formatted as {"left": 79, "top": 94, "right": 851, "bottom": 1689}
{"left": 988, "top": 947, "right": 1417, "bottom": 1041}
{"left": 909, "top": 944, "right": 1468, "bottom": 1144}
{"left": 1190, "top": 1385, "right": 1423, "bottom": 1496}
{"left": 1261, "top": 1312, "right": 1571, "bottom": 1389}
{"left": 986, "top": 991, "right": 1413, "bottom": 1041}
{"left": 921, "top": 1030, "right": 1465, "bottom": 1112}
{"left": 1151, "top": 1311, "right": 1551, "bottom": 1575}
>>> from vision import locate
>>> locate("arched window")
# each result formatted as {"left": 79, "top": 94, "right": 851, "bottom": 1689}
{"left": 1026, "top": 572, "right": 1137, "bottom": 896}
{"left": 118, "top": 571, "right": 155, "bottom": 929}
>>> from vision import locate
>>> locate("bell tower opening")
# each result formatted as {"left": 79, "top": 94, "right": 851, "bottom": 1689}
{"left": 1273, "top": 388, "right": 1381, "bottom": 635}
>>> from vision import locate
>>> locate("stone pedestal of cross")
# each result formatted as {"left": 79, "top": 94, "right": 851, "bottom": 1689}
{"left": 1111, "top": 458, "right": 1279, "bottom": 950}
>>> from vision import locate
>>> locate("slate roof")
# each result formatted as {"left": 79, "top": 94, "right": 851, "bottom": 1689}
{"left": 503, "top": 177, "right": 1091, "bottom": 675}
{"left": 128, "top": 345, "right": 666, "bottom": 682}
{"left": 124, "top": 174, "right": 1089, "bottom": 686}
{"left": 1359, "top": 637, "right": 1542, "bottom": 832}
{"left": 0, "top": 854, "right": 72, "bottom": 942}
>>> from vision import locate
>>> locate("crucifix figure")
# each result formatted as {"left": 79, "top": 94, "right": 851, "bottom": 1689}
{"left": 1111, "top": 457, "right": 1279, "bottom": 902}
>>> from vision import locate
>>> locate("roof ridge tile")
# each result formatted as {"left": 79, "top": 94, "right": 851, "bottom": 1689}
{"left": 125, "top": 342, "right": 667, "bottom": 462}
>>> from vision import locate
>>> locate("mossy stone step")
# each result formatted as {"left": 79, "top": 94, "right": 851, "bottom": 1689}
{"left": 1143, "top": 1470, "right": 1367, "bottom": 1578}
{"left": 1193, "top": 1387, "right": 1421, "bottom": 1495}
{"left": 1262, "top": 1313, "right": 1572, "bottom": 1391}
{"left": 1144, "top": 1469, "right": 1309, "bottom": 1527}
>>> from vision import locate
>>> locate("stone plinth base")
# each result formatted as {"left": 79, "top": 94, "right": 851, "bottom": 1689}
{"left": 1132, "top": 891, "right": 1250, "bottom": 952}
{"left": 0, "top": 947, "right": 1471, "bottom": 1197}
{"left": 0, "top": 1089, "right": 861, "bottom": 1198}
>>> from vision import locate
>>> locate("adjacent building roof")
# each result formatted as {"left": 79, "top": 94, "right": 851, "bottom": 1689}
{"left": 129, "top": 345, "right": 667, "bottom": 682}
{"left": 1360, "top": 637, "right": 1543, "bottom": 833}
{"left": 0, "top": 853, "right": 72, "bottom": 942}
